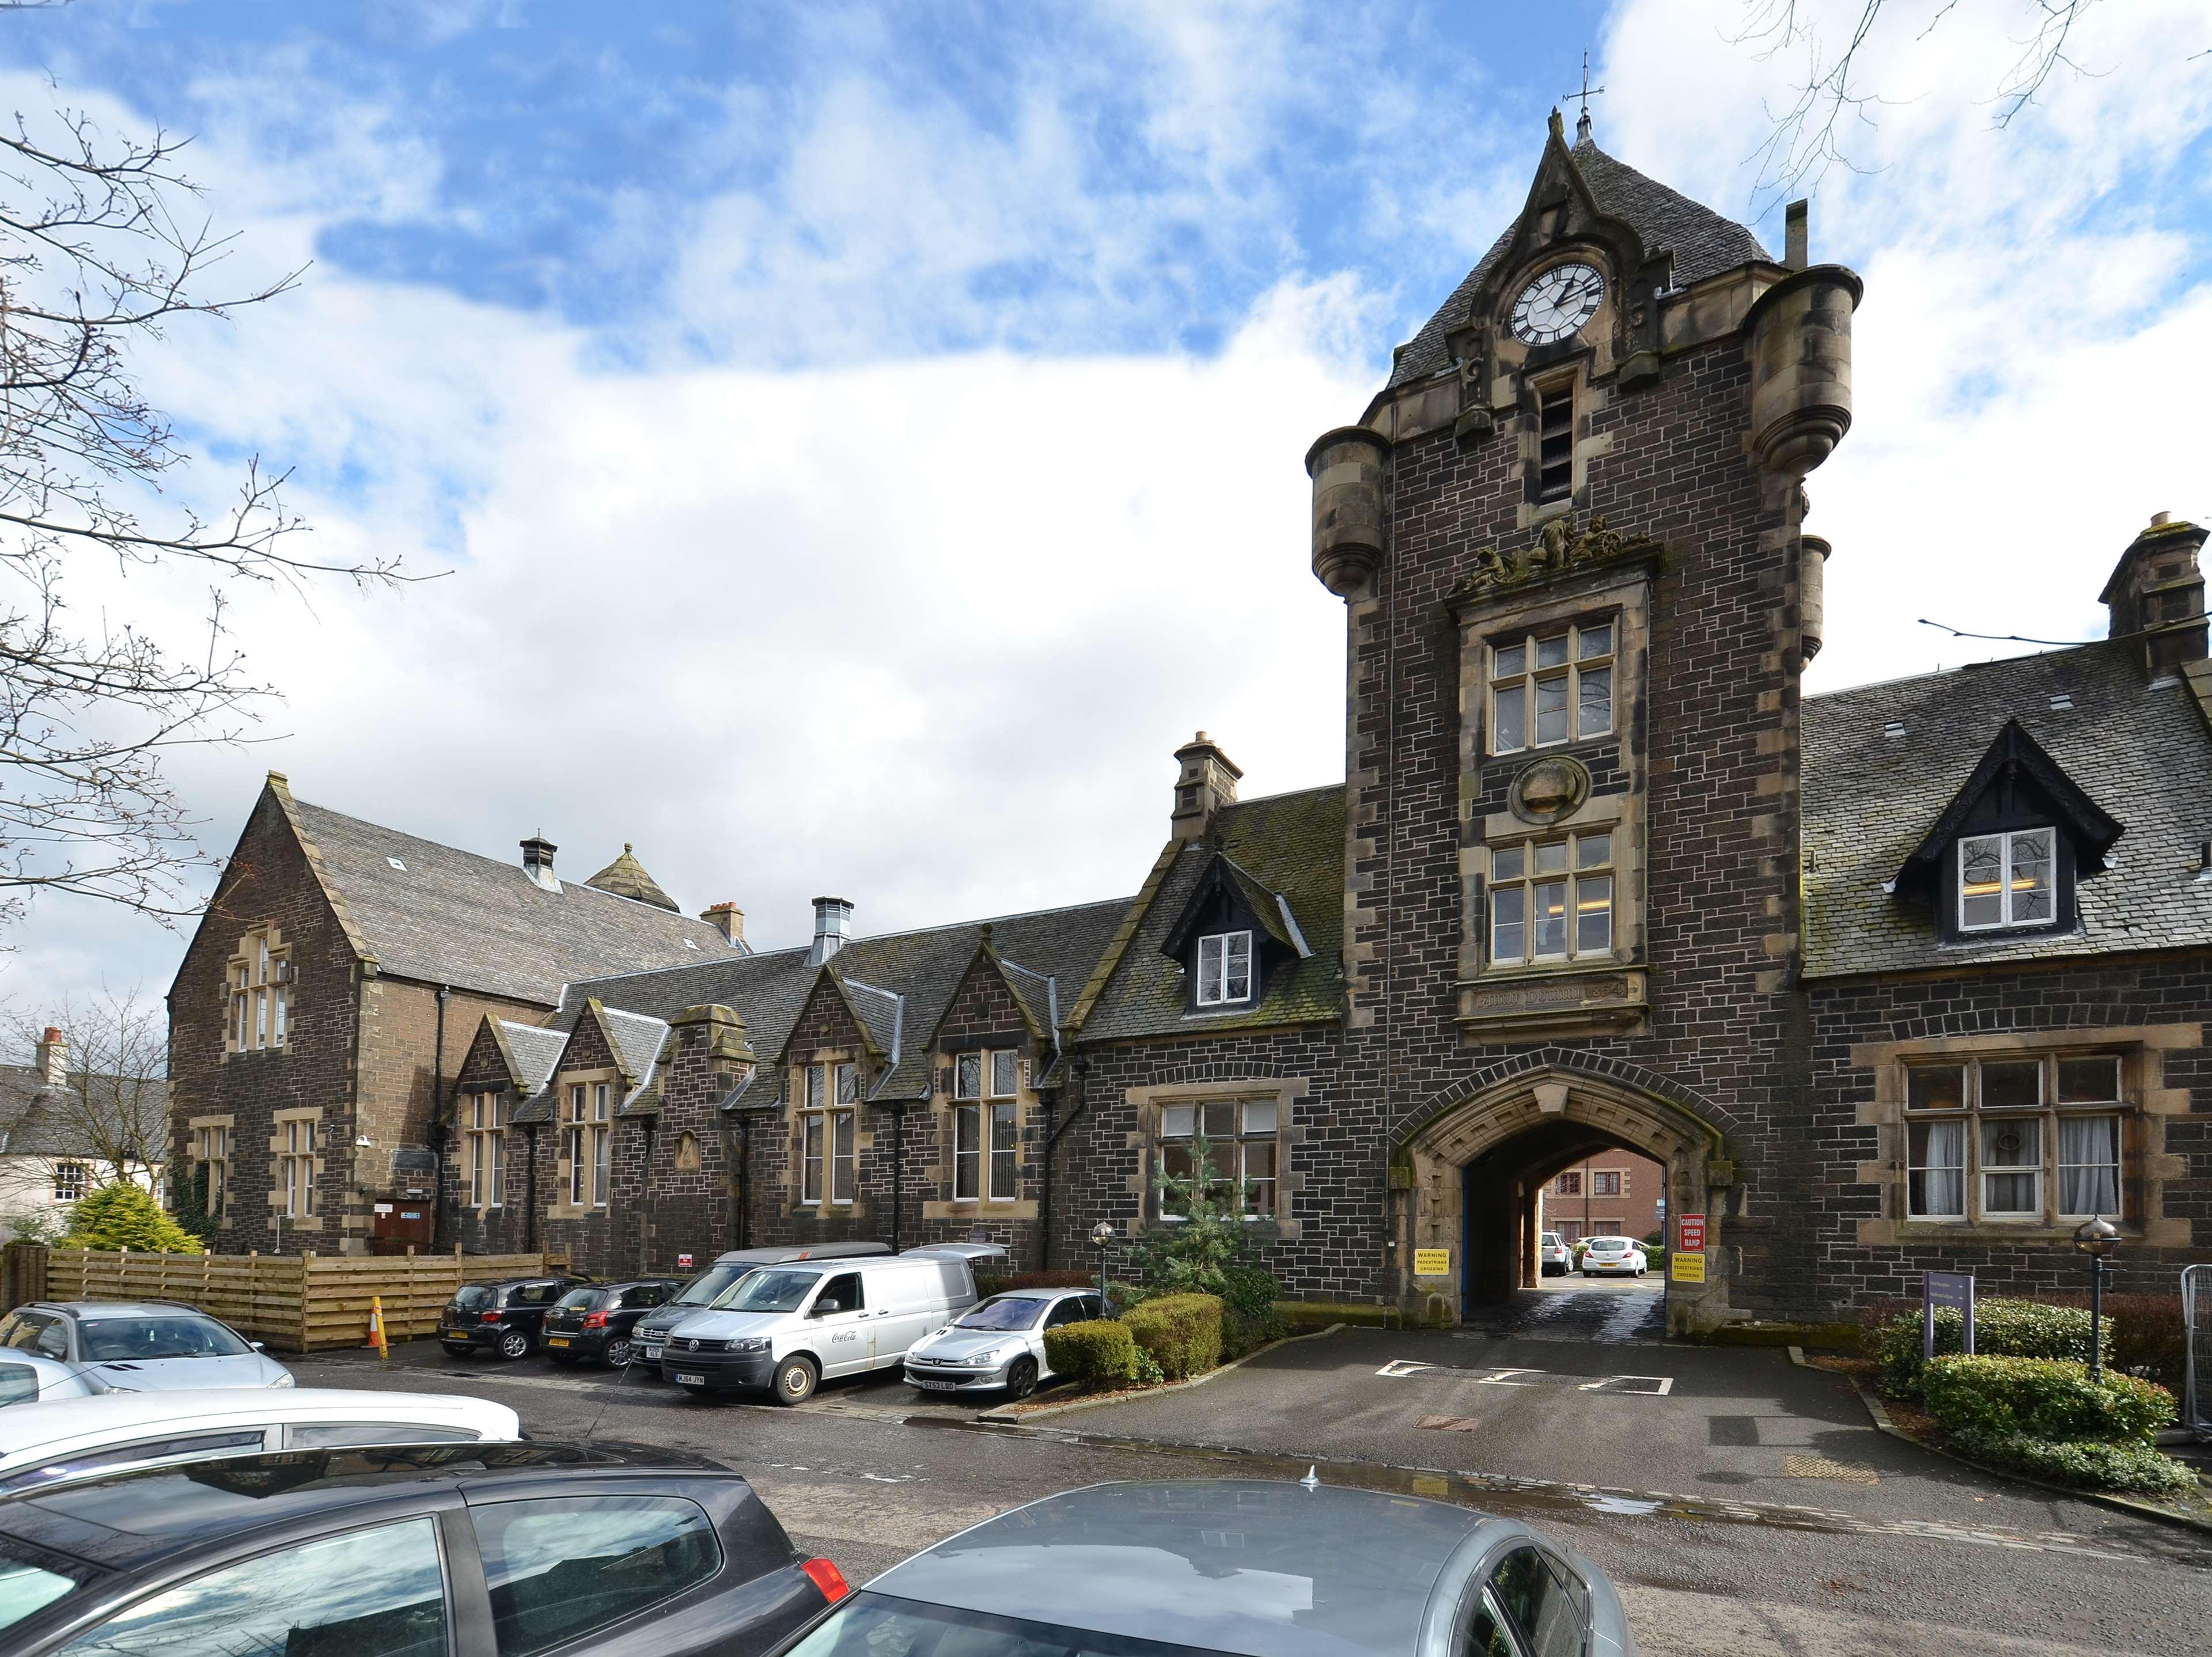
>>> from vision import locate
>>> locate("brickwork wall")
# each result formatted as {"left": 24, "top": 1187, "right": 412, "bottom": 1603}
{"left": 166, "top": 786, "right": 360, "bottom": 1257}
{"left": 1050, "top": 1027, "right": 1356, "bottom": 1298}
{"left": 1808, "top": 959, "right": 2211, "bottom": 1303}
{"left": 536, "top": 1007, "right": 624, "bottom": 1277}
{"left": 912, "top": 953, "right": 1051, "bottom": 1265}
{"left": 1346, "top": 330, "right": 1819, "bottom": 1314}
{"left": 443, "top": 1017, "right": 537, "bottom": 1257}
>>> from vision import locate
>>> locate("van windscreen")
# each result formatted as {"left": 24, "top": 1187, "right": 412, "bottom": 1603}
{"left": 673, "top": 1264, "right": 751, "bottom": 1307}
{"left": 712, "top": 1269, "right": 819, "bottom": 1314}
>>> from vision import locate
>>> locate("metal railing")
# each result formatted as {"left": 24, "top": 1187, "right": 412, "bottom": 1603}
{"left": 2185, "top": 1263, "right": 2211, "bottom": 1440}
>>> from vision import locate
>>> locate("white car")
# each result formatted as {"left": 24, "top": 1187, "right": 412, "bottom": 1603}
{"left": 0, "top": 1350, "right": 112, "bottom": 1409}
{"left": 1579, "top": 1235, "right": 1649, "bottom": 1276}
{"left": 903, "top": 1287, "right": 1107, "bottom": 1398}
{"left": 1538, "top": 1232, "right": 1571, "bottom": 1276}
{"left": 0, "top": 1301, "right": 294, "bottom": 1391}
{"left": 0, "top": 1387, "right": 521, "bottom": 1496}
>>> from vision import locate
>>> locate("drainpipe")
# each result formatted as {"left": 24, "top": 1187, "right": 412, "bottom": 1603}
{"left": 891, "top": 1104, "right": 905, "bottom": 1254}
{"left": 523, "top": 1124, "right": 539, "bottom": 1252}
{"left": 737, "top": 1114, "right": 753, "bottom": 1249}
{"left": 429, "top": 985, "right": 450, "bottom": 1252}
{"left": 1041, "top": 1056, "right": 1092, "bottom": 1270}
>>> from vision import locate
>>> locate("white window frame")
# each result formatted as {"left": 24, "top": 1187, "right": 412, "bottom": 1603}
{"left": 801, "top": 1060, "right": 857, "bottom": 1207}
{"left": 1489, "top": 829, "right": 1614, "bottom": 968}
{"left": 52, "top": 1161, "right": 87, "bottom": 1204}
{"left": 988, "top": 1049, "right": 1018, "bottom": 1098}
{"left": 1957, "top": 827, "right": 2056, "bottom": 932}
{"left": 1157, "top": 1100, "right": 1279, "bottom": 1221}
{"left": 566, "top": 1085, "right": 588, "bottom": 1206}
{"left": 1902, "top": 1052, "right": 2126, "bottom": 1225}
{"left": 1488, "top": 620, "right": 1614, "bottom": 756}
{"left": 466, "top": 1092, "right": 506, "bottom": 1209}
{"left": 278, "top": 1117, "right": 316, "bottom": 1219}
{"left": 193, "top": 1125, "right": 229, "bottom": 1225}
{"left": 226, "top": 926, "right": 291, "bottom": 1055}
{"left": 591, "top": 1082, "right": 611, "bottom": 1207}
{"left": 988, "top": 1101, "right": 1018, "bottom": 1202}
{"left": 1195, "top": 932, "right": 1253, "bottom": 1006}
{"left": 952, "top": 1104, "right": 980, "bottom": 1202}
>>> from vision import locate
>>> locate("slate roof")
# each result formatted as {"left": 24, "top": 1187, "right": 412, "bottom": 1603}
{"left": 1075, "top": 785, "right": 1346, "bottom": 1042}
{"left": 584, "top": 845, "right": 680, "bottom": 913}
{"left": 494, "top": 1021, "right": 567, "bottom": 1096}
{"left": 0, "top": 1067, "right": 168, "bottom": 1162}
{"left": 528, "top": 896, "right": 1131, "bottom": 1115}
{"left": 1387, "top": 135, "right": 1770, "bottom": 391}
{"left": 1801, "top": 640, "right": 2212, "bottom": 978}
{"left": 286, "top": 794, "right": 738, "bottom": 1004}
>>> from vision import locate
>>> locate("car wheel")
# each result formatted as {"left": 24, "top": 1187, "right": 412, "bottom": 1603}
{"left": 772, "top": 1355, "right": 818, "bottom": 1405}
{"left": 1005, "top": 1356, "right": 1039, "bottom": 1401}
{"left": 497, "top": 1327, "right": 532, "bottom": 1362}
{"left": 604, "top": 1337, "right": 632, "bottom": 1369}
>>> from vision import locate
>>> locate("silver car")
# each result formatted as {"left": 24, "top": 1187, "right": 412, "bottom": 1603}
{"left": 779, "top": 1478, "right": 1635, "bottom": 1656}
{"left": 903, "top": 1288, "right": 1105, "bottom": 1398}
{"left": 0, "top": 1302, "right": 293, "bottom": 1391}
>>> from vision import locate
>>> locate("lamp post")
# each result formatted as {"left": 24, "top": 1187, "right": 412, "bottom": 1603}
{"left": 2072, "top": 1214, "right": 2120, "bottom": 1382}
{"left": 1090, "top": 1219, "right": 1117, "bottom": 1305}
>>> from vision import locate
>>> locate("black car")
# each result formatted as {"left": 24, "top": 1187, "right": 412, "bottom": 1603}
{"left": 440, "top": 1275, "right": 590, "bottom": 1360}
{"left": 0, "top": 1439, "right": 850, "bottom": 1656}
{"left": 541, "top": 1279, "right": 684, "bottom": 1368}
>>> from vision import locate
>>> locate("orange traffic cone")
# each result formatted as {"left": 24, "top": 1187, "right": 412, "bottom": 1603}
{"left": 366, "top": 1295, "right": 389, "bottom": 1360}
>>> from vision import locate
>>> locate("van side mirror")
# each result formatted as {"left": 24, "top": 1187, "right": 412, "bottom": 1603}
{"left": 812, "top": 1298, "right": 842, "bottom": 1317}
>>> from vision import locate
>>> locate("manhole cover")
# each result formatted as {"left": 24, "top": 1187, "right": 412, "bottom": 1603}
{"left": 1782, "top": 1454, "right": 1878, "bottom": 1484}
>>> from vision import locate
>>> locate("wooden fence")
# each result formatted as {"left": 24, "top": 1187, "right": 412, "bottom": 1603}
{"left": 27, "top": 1247, "right": 567, "bottom": 1353}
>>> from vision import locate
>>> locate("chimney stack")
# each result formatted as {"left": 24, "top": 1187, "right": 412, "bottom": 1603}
{"left": 809, "top": 897, "right": 854, "bottom": 965}
{"left": 1785, "top": 199, "right": 1809, "bottom": 271}
{"left": 1170, "top": 731, "right": 1243, "bottom": 842}
{"left": 36, "top": 1027, "right": 64, "bottom": 1086}
{"left": 2097, "top": 512, "right": 2206, "bottom": 676}
{"left": 700, "top": 903, "right": 745, "bottom": 948}
{"left": 520, "top": 833, "right": 560, "bottom": 892}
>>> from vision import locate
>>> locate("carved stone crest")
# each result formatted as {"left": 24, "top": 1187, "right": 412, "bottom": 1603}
{"left": 1508, "top": 754, "right": 1589, "bottom": 825}
{"left": 1449, "top": 512, "right": 1663, "bottom": 607}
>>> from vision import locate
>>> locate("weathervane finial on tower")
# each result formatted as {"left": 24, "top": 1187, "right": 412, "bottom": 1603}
{"left": 1562, "top": 50, "right": 1605, "bottom": 143}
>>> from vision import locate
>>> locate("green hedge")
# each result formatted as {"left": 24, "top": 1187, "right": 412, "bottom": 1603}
{"left": 1124, "top": 1292, "right": 1223, "bottom": 1381}
{"left": 1874, "top": 1299, "right": 2107, "bottom": 1397}
{"left": 1044, "top": 1319, "right": 1135, "bottom": 1387}
{"left": 1922, "top": 1355, "right": 2174, "bottom": 1446}
{"left": 1947, "top": 1428, "right": 2197, "bottom": 1495}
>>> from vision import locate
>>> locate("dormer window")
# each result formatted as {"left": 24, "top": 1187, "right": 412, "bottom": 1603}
{"left": 1958, "top": 829, "right": 2054, "bottom": 931}
{"left": 1196, "top": 932, "right": 1252, "bottom": 1006}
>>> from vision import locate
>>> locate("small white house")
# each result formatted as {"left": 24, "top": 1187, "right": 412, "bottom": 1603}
{"left": 0, "top": 1029, "right": 166, "bottom": 1238}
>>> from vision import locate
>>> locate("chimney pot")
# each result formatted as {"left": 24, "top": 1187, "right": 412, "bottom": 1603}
{"left": 2152, "top": 511, "right": 2171, "bottom": 528}
{"left": 701, "top": 902, "right": 745, "bottom": 947}
{"left": 810, "top": 897, "right": 854, "bottom": 965}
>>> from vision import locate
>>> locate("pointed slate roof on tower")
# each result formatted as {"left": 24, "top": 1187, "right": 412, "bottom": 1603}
{"left": 1386, "top": 125, "right": 1770, "bottom": 391}
{"left": 584, "top": 843, "right": 681, "bottom": 913}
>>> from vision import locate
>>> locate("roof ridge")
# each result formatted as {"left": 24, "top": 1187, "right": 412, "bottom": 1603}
{"left": 1219, "top": 780, "right": 1346, "bottom": 812}
{"left": 1804, "top": 639, "right": 2116, "bottom": 707}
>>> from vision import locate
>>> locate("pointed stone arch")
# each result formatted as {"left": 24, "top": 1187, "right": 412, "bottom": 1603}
{"left": 1391, "top": 1061, "right": 1738, "bottom": 1335}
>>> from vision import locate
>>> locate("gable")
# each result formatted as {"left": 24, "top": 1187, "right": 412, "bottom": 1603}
{"left": 1893, "top": 719, "right": 2122, "bottom": 901}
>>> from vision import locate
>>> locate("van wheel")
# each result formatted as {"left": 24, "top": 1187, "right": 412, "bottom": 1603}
{"left": 1005, "top": 1357, "right": 1038, "bottom": 1401}
{"left": 772, "top": 1355, "right": 818, "bottom": 1405}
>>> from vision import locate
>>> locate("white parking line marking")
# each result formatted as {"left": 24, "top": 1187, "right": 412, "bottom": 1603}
{"left": 1376, "top": 1359, "right": 1674, "bottom": 1394}
{"left": 1376, "top": 1360, "right": 1433, "bottom": 1377}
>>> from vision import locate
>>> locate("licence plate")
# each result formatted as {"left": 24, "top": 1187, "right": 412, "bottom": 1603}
{"left": 915, "top": 1378, "right": 957, "bottom": 1391}
{"left": 639, "top": 1345, "right": 662, "bottom": 1359}
{"left": 675, "top": 1372, "right": 706, "bottom": 1386}
{"left": 444, "top": 1328, "right": 469, "bottom": 1339}
{"left": 546, "top": 1336, "right": 570, "bottom": 1347}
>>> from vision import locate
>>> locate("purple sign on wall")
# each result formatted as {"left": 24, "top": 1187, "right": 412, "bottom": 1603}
{"left": 1923, "top": 1270, "right": 1976, "bottom": 1363}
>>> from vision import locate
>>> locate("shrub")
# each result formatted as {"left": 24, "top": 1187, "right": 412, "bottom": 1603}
{"left": 1131, "top": 1346, "right": 1165, "bottom": 1386}
{"left": 62, "top": 1182, "right": 202, "bottom": 1253}
{"left": 1125, "top": 1292, "right": 1223, "bottom": 1381}
{"left": 1876, "top": 1298, "right": 2108, "bottom": 1397}
{"left": 1044, "top": 1319, "right": 1136, "bottom": 1388}
{"left": 1948, "top": 1428, "right": 2197, "bottom": 1495}
{"left": 1922, "top": 1355, "right": 2175, "bottom": 1447}
{"left": 975, "top": 1269, "right": 1094, "bottom": 1299}
{"left": 1218, "top": 1263, "right": 1287, "bottom": 1359}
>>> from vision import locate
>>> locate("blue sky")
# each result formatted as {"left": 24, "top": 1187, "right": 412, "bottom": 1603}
{"left": 1, "top": 1, "right": 2207, "bottom": 1022}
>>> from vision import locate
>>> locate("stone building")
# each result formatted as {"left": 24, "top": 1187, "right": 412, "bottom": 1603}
{"left": 168, "top": 113, "right": 2209, "bottom": 1328}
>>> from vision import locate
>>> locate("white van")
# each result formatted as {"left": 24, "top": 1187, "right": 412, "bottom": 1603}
{"left": 658, "top": 1253, "right": 976, "bottom": 1404}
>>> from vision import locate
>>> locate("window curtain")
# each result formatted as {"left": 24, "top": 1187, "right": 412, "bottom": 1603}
{"left": 2058, "top": 1116, "right": 2120, "bottom": 1215}
{"left": 1910, "top": 1120, "right": 1965, "bottom": 1216}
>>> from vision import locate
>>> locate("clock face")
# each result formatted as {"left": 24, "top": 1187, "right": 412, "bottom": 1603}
{"left": 1510, "top": 262, "right": 1606, "bottom": 346}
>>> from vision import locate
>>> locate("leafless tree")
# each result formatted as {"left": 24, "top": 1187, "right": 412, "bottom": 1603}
{"left": 1733, "top": 1, "right": 2164, "bottom": 197}
{"left": 3, "top": 986, "right": 167, "bottom": 1190}
{"left": 0, "top": 66, "right": 427, "bottom": 938}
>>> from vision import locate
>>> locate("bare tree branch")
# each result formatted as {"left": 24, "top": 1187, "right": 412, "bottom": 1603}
{"left": 2, "top": 987, "right": 166, "bottom": 1201}
{"left": 0, "top": 79, "right": 443, "bottom": 935}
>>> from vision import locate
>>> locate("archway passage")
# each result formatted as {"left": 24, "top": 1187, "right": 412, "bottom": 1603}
{"left": 1397, "top": 1067, "right": 1729, "bottom": 1337}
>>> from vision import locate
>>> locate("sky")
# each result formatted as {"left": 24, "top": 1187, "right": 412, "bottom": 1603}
{"left": 2, "top": 0, "right": 2208, "bottom": 1034}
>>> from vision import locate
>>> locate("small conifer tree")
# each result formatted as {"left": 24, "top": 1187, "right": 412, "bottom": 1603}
{"left": 63, "top": 1181, "right": 201, "bottom": 1253}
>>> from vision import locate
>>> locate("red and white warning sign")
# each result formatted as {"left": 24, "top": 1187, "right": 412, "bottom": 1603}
{"left": 1676, "top": 1214, "right": 1706, "bottom": 1254}
{"left": 676, "top": 1253, "right": 694, "bottom": 1271}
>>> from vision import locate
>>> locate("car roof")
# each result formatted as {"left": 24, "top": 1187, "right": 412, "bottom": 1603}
{"left": 0, "top": 1442, "right": 733, "bottom": 1575}
{"left": 713, "top": 1242, "right": 890, "bottom": 1265}
{"left": 980, "top": 1287, "right": 1092, "bottom": 1301}
{"left": 869, "top": 1480, "right": 1503, "bottom": 1657}
{"left": 24, "top": 1303, "right": 206, "bottom": 1321}
{"left": 0, "top": 1390, "right": 520, "bottom": 1467}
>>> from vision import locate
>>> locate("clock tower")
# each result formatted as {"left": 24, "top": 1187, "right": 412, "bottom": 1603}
{"left": 1307, "top": 111, "right": 1861, "bottom": 1328}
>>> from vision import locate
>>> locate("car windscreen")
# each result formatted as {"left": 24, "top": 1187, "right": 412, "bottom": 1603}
{"left": 711, "top": 1269, "right": 820, "bottom": 1314}
{"left": 453, "top": 1284, "right": 497, "bottom": 1310}
{"left": 784, "top": 1593, "right": 1206, "bottom": 1657}
{"left": 554, "top": 1287, "right": 599, "bottom": 1310}
{"left": 79, "top": 1317, "right": 252, "bottom": 1361}
{"left": 952, "top": 1296, "right": 1048, "bottom": 1332}
{"left": 671, "top": 1264, "right": 751, "bottom": 1307}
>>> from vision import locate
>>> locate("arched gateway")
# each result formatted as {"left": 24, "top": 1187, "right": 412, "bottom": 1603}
{"left": 1391, "top": 1064, "right": 1735, "bottom": 1336}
